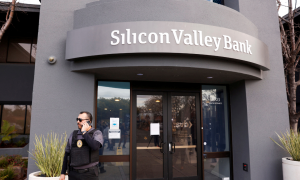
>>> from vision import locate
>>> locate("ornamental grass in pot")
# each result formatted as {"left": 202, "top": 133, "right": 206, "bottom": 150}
{"left": 28, "top": 132, "right": 68, "bottom": 180}
{"left": 271, "top": 130, "right": 300, "bottom": 180}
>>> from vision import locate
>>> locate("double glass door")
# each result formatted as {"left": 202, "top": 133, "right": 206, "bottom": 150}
{"left": 132, "top": 92, "right": 201, "bottom": 180}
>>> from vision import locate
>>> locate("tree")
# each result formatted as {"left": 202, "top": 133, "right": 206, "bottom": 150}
{"left": 278, "top": 0, "right": 300, "bottom": 133}
{"left": 0, "top": 0, "right": 17, "bottom": 42}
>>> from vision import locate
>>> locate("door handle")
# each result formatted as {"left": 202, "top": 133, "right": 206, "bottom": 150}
{"left": 169, "top": 142, "right": 172, "bottom": 153}
{"left": 173, "top": 142, "right": 175, "bottom": 153}
{"left": 169, "top": 142, "right": 175, "bottom": 154}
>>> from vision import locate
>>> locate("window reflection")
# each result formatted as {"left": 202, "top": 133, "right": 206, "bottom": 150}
{"left": 98, "top": 162, "right": 129, "bottom": 180}
{"left": 1, "top": 105, "right": 26, "bottom": 134}
{"left": 204, "top": 158, "right": 230, "bottom": 180}
{"left": 97, "top": 81, "right": 130, "bottom": 155}
{"left": 202, "top": 86, "right": 230, "bottom": 152}
{"left": 171, "top": 96, "right": 197, "bottom": 177}
{"left": 136, "top": 95, "right": 163, "bottom": 179}
{"left": 25, "top": 105, "right": 32, "bottom": 134}
{"left": 31, "top": 38, "right": 37, "bottom": 63}
{"left": 7, "top": 38, "right": 32, "bottom": 63}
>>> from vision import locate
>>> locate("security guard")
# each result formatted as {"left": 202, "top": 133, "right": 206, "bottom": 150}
{"left": 59, "top": 111, "right": 103, "bottom": 180}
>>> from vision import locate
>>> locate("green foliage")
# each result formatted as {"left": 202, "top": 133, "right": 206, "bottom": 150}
{"left": 271, "top": 130, "right": 300, "bottom": 161}
{"left": 15, "top": 138, "right": 26, "bottom": 147}
{"left": 0, "top": 158, "right": 9, "bottom": 169}
{"left": 0, "top": 120, "right": 19, "bottom": 143}
{"left": 22, "top": 159, "right": 28, "bottom": 168}
{"left": 0, "top": 166, "right": 16, "bottom": 180}
{"left": 29, "top": 132, "right": 67, "bottom": 177}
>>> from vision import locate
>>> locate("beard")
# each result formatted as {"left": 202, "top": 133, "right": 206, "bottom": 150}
{"left": 77, "top": 123, "right": 82, "bottom": 130}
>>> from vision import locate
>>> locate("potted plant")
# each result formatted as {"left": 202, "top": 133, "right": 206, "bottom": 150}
{"left": 28, "top": 132, "right": 68, "bottom": 180}
{"left": 271, "top": 130, "right": 300, "bottom": 180}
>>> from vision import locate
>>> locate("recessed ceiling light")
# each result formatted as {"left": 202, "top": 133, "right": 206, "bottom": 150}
{"left": 137, "top": 73, "right": 143, "bottom": 76}
{"left": 104, "top": 108, "right": 107, "bottom": 110}
{"left": 207, "top": 77, "right": 213, "bottom": 79}
{"left": 156, "top": 100, "right": 160, "bottom": 102}
{"left": 120, "top": 109, "right": 122, "bottom": 110}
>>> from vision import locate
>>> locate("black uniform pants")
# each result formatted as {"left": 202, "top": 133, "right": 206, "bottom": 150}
{"left": 69, "top": 166, "right": 99, "bottom": 180}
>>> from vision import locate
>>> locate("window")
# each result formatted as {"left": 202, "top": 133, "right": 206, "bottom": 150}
{"left": 202, "top": 85, "right": 231, "bottom": 180}
{"left": 207, "top": 0, "right": 224, "bottom": 5}
{"left": 0, "top": 105, "right": 32, "bottom": 135}
{"left": 0, "top": 37, "right": 37, "bottom": 64}
{"left": 97, "top": 81, "right": 130, "bottom": 155}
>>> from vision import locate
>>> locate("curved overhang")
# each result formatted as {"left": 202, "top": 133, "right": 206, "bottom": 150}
{"left": 66, "top": 21, "right": 269, "bottom": 71}
{"left": 70, "top": 53, "right": 262, "bottom": 84}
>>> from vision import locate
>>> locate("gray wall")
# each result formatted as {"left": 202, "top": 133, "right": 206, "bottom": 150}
{"left": 0, "top": 64, "right": 34, "bottom": 103}
{"left": 229, "top": 0, "right": 290, "bottom": 180}
{"left": 230, "top": 81, "right": 251, "bottom": 180}
{"left": 27, "top": 0, "right": 97, "bottom": 175}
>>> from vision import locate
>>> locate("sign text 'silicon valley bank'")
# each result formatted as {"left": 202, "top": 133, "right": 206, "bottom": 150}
{"left": 111, "top": 29, "right": 252, "bottom": 55}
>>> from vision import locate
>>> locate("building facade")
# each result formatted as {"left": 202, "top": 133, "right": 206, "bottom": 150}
{"left": 19, "top": 0, "right": 290, "bottom": 179}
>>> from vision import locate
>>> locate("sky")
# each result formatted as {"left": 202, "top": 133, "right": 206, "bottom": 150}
{"left": 0, "top": 0, "right": 298, "bottom": 16}
{"left": 0, "top": 0, "right": 40, "bottom": 5}
{"left": 278, "top": 0, "right": 300, "bottom": 16}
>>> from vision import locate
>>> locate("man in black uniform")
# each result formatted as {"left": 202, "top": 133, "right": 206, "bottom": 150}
{"left": 59, "top": 111, "right": 103, "bottom": 180}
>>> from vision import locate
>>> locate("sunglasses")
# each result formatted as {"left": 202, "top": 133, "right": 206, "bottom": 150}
{"left": 76, "top": 118, "right": 89, "bottom": 122}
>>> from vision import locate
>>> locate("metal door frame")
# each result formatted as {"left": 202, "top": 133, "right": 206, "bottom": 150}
{"left": 132, "top": 91, "right": 202, "bottom": 180}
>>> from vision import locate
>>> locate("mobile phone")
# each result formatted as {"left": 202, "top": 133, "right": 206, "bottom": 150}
{"left": 86, "top": 121, "right": 92, "bottom": 126}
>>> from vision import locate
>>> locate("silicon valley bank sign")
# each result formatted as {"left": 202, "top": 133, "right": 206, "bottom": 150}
{"left": 66, "top": 21, "right": 269, "bottom": 70}
{"left": 111, "top": 29, "right": 253, "bottom": 55}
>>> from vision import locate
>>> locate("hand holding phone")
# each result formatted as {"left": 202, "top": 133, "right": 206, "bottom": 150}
{"left": 86, "top": 121, "right": 92, "bottom": 126}
{"left": 81, "top": 121, "right": 92, "bottom": 132}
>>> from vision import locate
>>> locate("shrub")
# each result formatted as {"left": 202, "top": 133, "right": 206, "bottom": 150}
{"left": 15, "top": 138, "right": 26, "bottom": 147}
{"left": 22, "top": 159, "right": 28, "bottom": 168}
{"left": 0, "top": 166, "right": 15, "bottom": 180}
{"left": 0, "top": 120, "right": 19, "bottom": 144}
{"left": 5, "top": 155, "right": 24, "bottom": 167}
{"left": 0, "top": 158, "right": 8, "bottom": 169}
{"left": 271, "top": 130, "right": 300, "bottom": 161}
{"left": 29, "top": 132, "right": 67, "bottom": 177}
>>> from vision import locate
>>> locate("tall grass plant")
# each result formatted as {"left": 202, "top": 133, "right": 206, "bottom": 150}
{"left": 271, "top": 130, "right": 300, "bottom": 161}
{"left": 29, "top": 132, "right": 67, "bottom": 177}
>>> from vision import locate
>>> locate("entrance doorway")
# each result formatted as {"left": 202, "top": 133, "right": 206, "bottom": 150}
{"left": 132, "top": 91, "right": 201, "bottom": 180}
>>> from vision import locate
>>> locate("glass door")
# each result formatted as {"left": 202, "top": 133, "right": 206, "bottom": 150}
{"left": 132, "top": 92, "right": 201, "bottom": 180}
{"left": 168, "top": 93, "right": 201, "bottom": 180}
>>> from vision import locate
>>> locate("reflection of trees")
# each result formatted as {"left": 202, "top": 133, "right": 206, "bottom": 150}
{"left": 143, "top": 96, "right": 162, "bottom": 115}
{"left": 202, "top": 89, "right": 216, "bottom": 104}
{"left": 97, "top": 97, "right": 130, "bottom": 125}
{"left": 2, "top": 105, "right": 26, "bottom": 134}
{"left": 172, "top": 96, "right": 195, "bottom": 122}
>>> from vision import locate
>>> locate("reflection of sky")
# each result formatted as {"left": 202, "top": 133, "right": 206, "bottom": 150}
{"left": 3, "top": 105, "right": 26, "bottom": 111}
{"left": 137, "top": 95, "right": 162, "bottom": 107}
{"left": 97, "top": 86, "right": 129, "bottom": 99}
{"left": 202, "top": 89, "right": 216, "bottom": 101}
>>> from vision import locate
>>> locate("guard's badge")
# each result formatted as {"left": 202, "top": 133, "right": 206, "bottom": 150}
{"left": 77, "top": 140, "right": 83, "bottom": 148}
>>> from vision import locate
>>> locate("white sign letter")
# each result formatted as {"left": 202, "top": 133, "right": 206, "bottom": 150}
{"left": 213, "top": 37, "right": 222, "bottom": 51}
{"left": 159, "top": 33, "right": 170, "bottom": 44}
{"left": 246, "top": 40, "right": 252, "bottom": 54}
{"left": 139, "top": 32, "right": 147, "bottom": 44}
{"left": 126, "top": 29, "right": 131, "bottom": 44}
{"left": 205, "top": 36, "right": 213, "bottom": 47}
{"left": 171, "top": 29, "right": 184, "bottom": 44}
{"left": 223, "top": 35, "right": 232, "bottom": 49}
{"left": 148, "top": 32, "right": 158, "bottom": 44}
{"left": 111, "top": 30, "right": 120, "bottom": 45}
{"left": 184, "top": 34, "right": 193, "bottom": 45}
